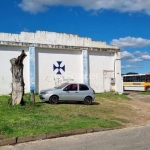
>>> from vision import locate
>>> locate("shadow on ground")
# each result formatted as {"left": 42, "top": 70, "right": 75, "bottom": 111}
{"left": 37, "top": 101, "right": 100, "bottom": 105}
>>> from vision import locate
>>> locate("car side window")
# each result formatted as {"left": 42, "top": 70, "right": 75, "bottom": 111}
{"left": 79, "top": 84, "right": 89, "bottom": 91}
{"left": 64, "top": 84, "right": 71, "bottom": 91}
{"left": 65, "top": 84, "right": 77, "bottom": 91}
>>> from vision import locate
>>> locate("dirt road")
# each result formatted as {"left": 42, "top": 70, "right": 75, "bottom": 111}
{"left": 123, "top": 91, "right": 150, "bottom": 127}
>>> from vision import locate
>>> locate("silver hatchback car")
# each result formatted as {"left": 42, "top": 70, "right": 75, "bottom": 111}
{"left": 39, "top": 83, "right": 95, "bottom": 105}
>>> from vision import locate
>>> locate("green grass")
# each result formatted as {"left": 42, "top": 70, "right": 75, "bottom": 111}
{"left": 0, "top": 93, "right": 131, "bottom": 139}
{"left": 96, "top": 92, "right": 131, "bottom": 100}
{"left": 140, "top": 91, "right": 150, "bottom": 95}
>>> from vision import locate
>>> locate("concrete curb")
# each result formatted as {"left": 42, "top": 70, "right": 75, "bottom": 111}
{"left": 0, "top": 127, "right": 113, "bottom": 146}
{"left": 17, "top": 134, "right": 47, "bottom": 144}
{"left": 0, "top": 137, "right": 16, "bottom": 146}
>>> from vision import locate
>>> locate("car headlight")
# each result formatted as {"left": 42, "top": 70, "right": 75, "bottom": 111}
{"left": 40, "top": 91, "right": 49, "bottom": 95}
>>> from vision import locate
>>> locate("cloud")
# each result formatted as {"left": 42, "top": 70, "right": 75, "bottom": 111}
{"left": 111, "top": 37, "right": 150, "bottom": 49}
{"left": 128, "top": 58, "right": 143, "bottom": 63}
{"left": 18, "top": 0, "right": 150, "bottom": 14}
{"left": 141, "top": 55, "right": 150, "bottom": 60}
{"left": 122, "top": 65, "right": 143, "bottom": 69}
{"left": 23, "top": 28, "right": 29, "bottom": 32}
{"left": 121, "top": 51, "right": 134, "bottom": 59}
{"left": 134, "top": 51, "right": 149, "bottom": 55}
{"left": 90, "top": 10, "right": 99, "bottom": 16}
{"left": 18, "top": 0, "right": 49, "bottom": 13}
{"left": 121, "top": 50, "right": 150, "bottom": 63}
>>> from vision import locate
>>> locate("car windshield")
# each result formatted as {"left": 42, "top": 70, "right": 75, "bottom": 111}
{"left": 54, "top": 83, "right": 69, "bottom": 89}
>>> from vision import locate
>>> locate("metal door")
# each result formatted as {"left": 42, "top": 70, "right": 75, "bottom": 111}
{"left": 103, "top": 70, "right": 114, "bottom": 92}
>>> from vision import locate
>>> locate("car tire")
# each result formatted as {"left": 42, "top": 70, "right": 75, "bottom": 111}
{"left": 49, "top": 96, "right": 58, "bottom": 104}
{"left": 84, "top": 96, "right": 92, "bottom": 105}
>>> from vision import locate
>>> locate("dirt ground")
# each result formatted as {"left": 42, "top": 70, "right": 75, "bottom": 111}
{"left": 122, "top": 91, "right": 150, "bottom": 127}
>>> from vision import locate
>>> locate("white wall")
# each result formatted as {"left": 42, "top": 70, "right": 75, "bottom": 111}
{"left": 36, "top": 49, "right": 83, "bottom": 92}
{"left": 0, "top": 31, "right": 119, "bottom": 49}
{"left": 89, "top": 51, "right": 115, "bottom": 93}
{"left": 0, "top": 46, "right": 122, "bottom": 95}
{"left": 0, "top": 46, "right": 29, "bottom": 95}
{"left": 114, "top": 52, "right": 123, "bottom": 94}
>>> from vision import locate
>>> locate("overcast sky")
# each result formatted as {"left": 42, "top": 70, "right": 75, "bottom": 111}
{"left": 1, "top": 0, "right": 150, "bottom": 74}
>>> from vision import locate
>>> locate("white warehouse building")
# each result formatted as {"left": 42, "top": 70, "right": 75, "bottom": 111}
{"left": 0, "top": 31, "right": 123, "bottom": 95}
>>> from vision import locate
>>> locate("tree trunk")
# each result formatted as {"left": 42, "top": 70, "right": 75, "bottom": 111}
{"left": 10, "top": 50, "right": 27, "bottom": 105}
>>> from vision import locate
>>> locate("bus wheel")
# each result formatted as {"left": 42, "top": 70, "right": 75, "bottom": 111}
{"left": 146, "top": 87, "right": 150, "bottom": 91}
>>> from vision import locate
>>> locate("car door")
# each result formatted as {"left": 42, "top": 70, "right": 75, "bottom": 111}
{"left": 77, "top": 84, "right": 90, "bottom": 101}
{"left": 61, "top": 84, "right": 79, "bottom": 100}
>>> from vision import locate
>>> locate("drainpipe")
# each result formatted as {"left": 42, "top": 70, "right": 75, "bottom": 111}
{"left": 114, "top": 57, "right": 121, "bottom": 93}
{"left": 114, "top": 58, "right": 121, "bottom": 79}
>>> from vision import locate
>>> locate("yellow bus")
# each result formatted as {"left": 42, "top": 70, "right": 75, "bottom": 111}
{"left": 123, "top": 74, "right": 150, "bottom": 91}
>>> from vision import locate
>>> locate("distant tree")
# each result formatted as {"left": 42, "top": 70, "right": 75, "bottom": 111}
{"left": 10, "top": 50, "right": 27, "bottom": 105}
{"left": 126, "top": 72, "right": 138, "bottom": 75}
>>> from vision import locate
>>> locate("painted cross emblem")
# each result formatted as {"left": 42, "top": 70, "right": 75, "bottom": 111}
{"left": 53, "top": 61, "right": 65, "bottom": 75}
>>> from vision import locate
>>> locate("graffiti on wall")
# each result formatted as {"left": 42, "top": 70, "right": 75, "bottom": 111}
{"left": 53, "top": 61, "right": 74, "bottom": 86}
{"left": 54, "top": 76, "right": 74, "bottom": 86}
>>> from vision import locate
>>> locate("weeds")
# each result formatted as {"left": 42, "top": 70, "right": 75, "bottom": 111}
{"left": 0, "top": 93, "right": 131, "bottom": 139}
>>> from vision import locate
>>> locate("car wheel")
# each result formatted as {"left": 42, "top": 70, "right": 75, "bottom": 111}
{"left": 146, "top": 87, "right": 150, "bottom": 91}
{"left": 84, "top": 96, "right": 92, "bottom": 105}
{"left": 49, "top": 96, "right": 58, "bottom": 104}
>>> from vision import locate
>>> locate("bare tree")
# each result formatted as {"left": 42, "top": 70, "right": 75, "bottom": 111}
{"left": 10, "top": 50, "right": 27, "bottom": 105}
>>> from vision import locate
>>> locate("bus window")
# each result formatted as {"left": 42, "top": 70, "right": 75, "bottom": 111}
{"left": 141, "top": 75, "right": 145, "bottom": 82}
{"left": 131, "top": 76, "right": 136, "bottom": 82}
{"left": 136, "top": 76, "right": 141, "bottom": 82}
{"left": 146, "top": 76, "right": 150, "bottom": 82}
{"left": 123, "top": 76, "right": 126, "bottom": 82}
{"left": 126, "top": 76, "right": 131, "bottom": 82}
